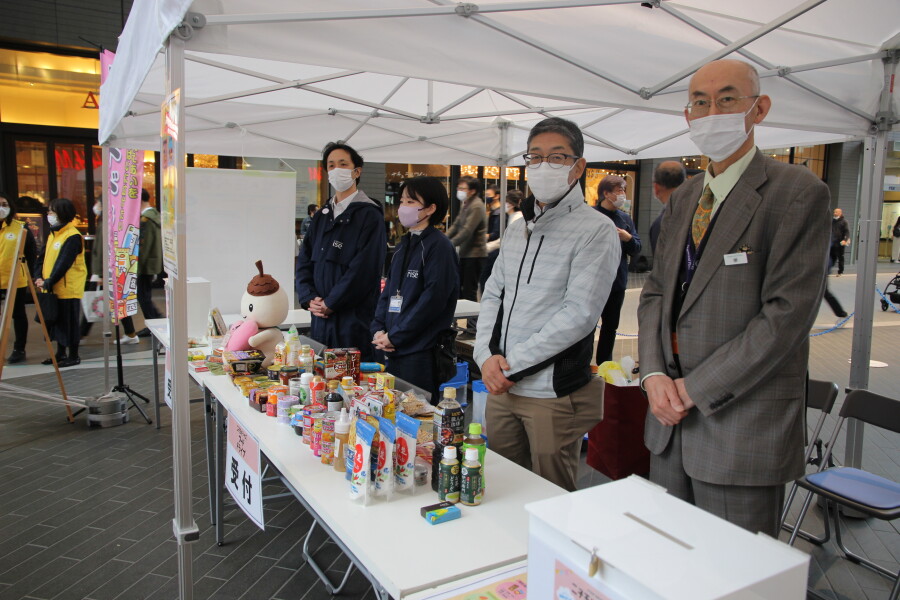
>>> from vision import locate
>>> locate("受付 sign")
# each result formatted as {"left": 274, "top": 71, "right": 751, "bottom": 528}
{"left": 225, "top": 413, "right": 264, "bottom": 530}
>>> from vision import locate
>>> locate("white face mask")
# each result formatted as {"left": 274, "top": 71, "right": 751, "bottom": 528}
{"left": 688, "top": 99, "right": 759, "bottom": 162}
{"left": 328, "top": 168, "right": 356, "bottom": 193}
{"left": 456, "top": 190, "right": 469, "bottom": 202}
{"left": 93, "top": 204, "right": 102, "bottom": 216}
{"left": 526, "top": 162, "right": 576, "bottom": 203}
{"left": 0, "top": 207, "right": 9, "bottom": 220}
{"left": 47, "top": 214, "right": 60, "bottom": 227}
{"left": 613, "top": 194, "right": 627, "bottom": 209}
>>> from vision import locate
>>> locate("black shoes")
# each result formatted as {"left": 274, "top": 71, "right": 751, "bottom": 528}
{"left": 41, "top": 355, "right": 65, "bottom": 365}
{"left": 136, "top": 328, "right": 151, "bottom": 338}
{"left": 57, "top": 357, "right": 81, "bottom": 368}
{"left": 7, "top": 350, "right": 25, "bottom": 364}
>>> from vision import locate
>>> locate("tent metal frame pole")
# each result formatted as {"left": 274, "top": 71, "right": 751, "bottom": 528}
{"left": 166, "top": 33, "right": 199, "bottom": 600}
{"left": 342, "top": 78, "right": 410, "bottom": 143}
{"left": 434, "top": 87, "right": 486, "bottom": 118}
{"left": 845, "top": 50, "right": 898, "bottom": 468}
{"left": 632, "top": 128, "right": 690, "bottom": 154}
{"left": 656, "top": 3, "right": 875, "bottom": 123}
{"left": 201, "top": 1, "right": 645, "bottom": 26}
{"left": 646, "top": 0, "right": 827, "bottom": 97}
{"left": 101, "top": 148, "right": 111, "bottom": 391}
{"left": 498, "top": 120, "right": 510, "bottom": 239}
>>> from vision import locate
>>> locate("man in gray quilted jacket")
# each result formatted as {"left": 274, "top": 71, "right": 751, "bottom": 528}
{"left": 474, "top": 117, "right": 620, "bottom": 491}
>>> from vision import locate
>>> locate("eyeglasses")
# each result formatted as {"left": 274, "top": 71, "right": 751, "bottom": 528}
{"left": 522, "top": 153, "right": 579, "bottom": 168}
{"left": 685, "top": 95, "right": 759, "bottom": 117}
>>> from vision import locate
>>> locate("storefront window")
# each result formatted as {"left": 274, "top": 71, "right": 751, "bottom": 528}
{"left": 15, "top": 140, "right": 50, "bottom": 206}
{"left": 55, "top": 143, "right": 91, "bottom": 224}
{"left": 193, "top": 154, "right": 219, "bottom": 168}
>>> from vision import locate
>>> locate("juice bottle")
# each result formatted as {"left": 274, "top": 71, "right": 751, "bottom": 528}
{"left": 437, "top": 446, "right": 460, "bottom": 504}
{"left": 333, "top": 409, "right": 351, "bottom": 473}
{"left": 461, "top": 422, "right": 486, "bottom": 495}
{"left": 340, "top": 376, "right": 356, "bottom": 404}
{"left": 324, "top": 380, "right": 344, "bottom": 412}
{"left": 460, "top": 447, "right": 483, "bottom": 506}
{"left": 309, "top": 376, "right": 325, "bottom": 405}
{"left": 431, "top": 387, "right": 464, "bottom": 491}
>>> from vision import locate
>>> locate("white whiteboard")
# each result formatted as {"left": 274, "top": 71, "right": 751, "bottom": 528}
{"left": 186, "top": 168, "right": 296, "bottom": 314}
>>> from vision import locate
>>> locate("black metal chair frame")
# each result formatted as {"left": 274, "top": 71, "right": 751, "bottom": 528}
{"left": 779, "top": 380, "right": 839, "bottom": 544}
{"left": 785, "top": 389, "right": 900, "bottom": 600}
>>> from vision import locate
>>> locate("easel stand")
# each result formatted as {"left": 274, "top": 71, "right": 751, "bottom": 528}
{"left": 111, "top": 320, "right": 152, "bottom": 424}
{"left": 0, "top": 233, "right": 75, "bottom": 423}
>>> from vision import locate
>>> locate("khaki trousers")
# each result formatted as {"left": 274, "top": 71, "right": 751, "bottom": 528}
{"left": 486, "top": 377, "right": 604, "bottom": 491}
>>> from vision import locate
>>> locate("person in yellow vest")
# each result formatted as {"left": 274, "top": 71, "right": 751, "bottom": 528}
{"left": 0, "top": 192, "right": 37, "bottom": 364}
{"left": 34, "top": 198, "right": 87, "bottom": 368}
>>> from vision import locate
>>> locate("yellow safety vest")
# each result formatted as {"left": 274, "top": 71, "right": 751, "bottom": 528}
{"left": 42, "top": 222, "right": 87, "bottom": 299}
{"left": 0, "top": 220, "right": 28, "bottom": 290}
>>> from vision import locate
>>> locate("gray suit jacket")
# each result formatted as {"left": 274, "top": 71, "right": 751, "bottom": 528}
{"left": 637, "top": 150, "right": 831, "bottom": 486}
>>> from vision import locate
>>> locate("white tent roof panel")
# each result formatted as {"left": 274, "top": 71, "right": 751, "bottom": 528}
{"left": 100, "top": 0, "right": 899, "bottom": 164}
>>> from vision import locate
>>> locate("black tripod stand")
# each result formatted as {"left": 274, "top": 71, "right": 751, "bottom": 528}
{"left": 112, "top": 322, "right": 152, "bottom": 424}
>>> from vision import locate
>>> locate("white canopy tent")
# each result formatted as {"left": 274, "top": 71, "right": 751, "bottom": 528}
{"left": 99, "top": 1, "right": 899, "bottom": 598}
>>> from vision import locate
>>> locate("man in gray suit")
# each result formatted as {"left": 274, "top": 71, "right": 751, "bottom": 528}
{"left": 637, "top": 59, "right": 831, "bottom": 537}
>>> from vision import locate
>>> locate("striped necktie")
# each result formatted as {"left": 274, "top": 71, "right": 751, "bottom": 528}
{"left": 691, "top": 185, "right": 715, "bottom": 247}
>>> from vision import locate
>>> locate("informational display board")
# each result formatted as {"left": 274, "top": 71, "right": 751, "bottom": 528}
{"left": 226, "top": 413, "right": 264, "bottom": 530}
{"left": 107, "top": 147, "right": 144, "bottom": 320}
{"left": 185, "top": 168, "right": 296, "bottom": 314}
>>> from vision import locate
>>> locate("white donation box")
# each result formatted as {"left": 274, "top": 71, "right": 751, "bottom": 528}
{"left": 526, "top": 476, "right": 809, "bottom": 600}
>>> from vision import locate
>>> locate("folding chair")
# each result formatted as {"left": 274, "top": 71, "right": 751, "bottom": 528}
{"left": 779, "top": 379, "right": 839, "bottom": 542}
{"left": 786, "top": 389, "right": 900, "bottom": 600}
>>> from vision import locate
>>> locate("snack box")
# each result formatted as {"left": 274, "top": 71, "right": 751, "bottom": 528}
{"left": 323, "top": 348, "right": 349, "bottom": 380}
{"left": 188, "top": 360, "right": 209, "bottom": 373}
{"left": 223, "top": 349, "right": 266, "bottom": 375}
{"left": 421, "top": 501, "right": 461, "bottom": 525}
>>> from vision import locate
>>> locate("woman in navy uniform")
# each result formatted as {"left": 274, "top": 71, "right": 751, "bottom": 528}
{"left": 371, "top": 177, "right": 459, "bottom": 401}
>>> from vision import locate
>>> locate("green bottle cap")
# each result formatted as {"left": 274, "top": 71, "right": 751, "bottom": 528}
{"left": 469, "top": 422, "right": 482, "bottom": 435}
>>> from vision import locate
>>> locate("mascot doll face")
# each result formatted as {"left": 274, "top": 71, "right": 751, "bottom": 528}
{"left": 241, "top": 286, "right": 288, "bottom": 328}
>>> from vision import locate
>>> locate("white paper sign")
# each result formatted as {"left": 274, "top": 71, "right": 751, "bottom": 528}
{"left": 226, "top": 413, "right": 264, "bottom": 530}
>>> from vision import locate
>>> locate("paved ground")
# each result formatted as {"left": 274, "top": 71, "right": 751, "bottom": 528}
{"left": 0, "top": 265, "right": 898, "bottom": 599}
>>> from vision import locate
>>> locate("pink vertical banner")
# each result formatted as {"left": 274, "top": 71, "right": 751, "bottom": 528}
{"left": 107, "top": 147, "right": 143, "bottom": 321}
{"left": 100, "top": 49, "right": 115, "bottom": 85}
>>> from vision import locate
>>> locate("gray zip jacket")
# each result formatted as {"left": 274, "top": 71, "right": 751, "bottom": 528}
{"left": 474, "top": 185, "right": 620, "bottom": 398}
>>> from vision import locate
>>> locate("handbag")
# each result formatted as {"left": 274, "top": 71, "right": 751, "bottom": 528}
{"left": 81, "top": 289, "right": 105, "bottom": 323}
{"left": 432, "top": 328, "right": 458, "bottom": 384}
{"left": 34, "top": 290, "right": 58, "bottom": 326}
{"left": 586, "top": 382, "right": 651, "bottom": 480}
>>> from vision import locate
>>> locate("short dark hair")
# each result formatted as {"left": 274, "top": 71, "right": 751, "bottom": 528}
{"left": 49, "top": 198, "right": 77, "bottom": 225}
{"left": 506, "top": 189, "right": 524, "bottom": 212}
{"left": 457, "top": 176, "right": 482, "bottom": 198}
{"left": 0, "top": 191, "right": 14, "bottom": 225}
{"left": 485, "top": 184, "right": 500, "bottom": 198}
{"left": 141, "top": 188, "right": 150, "bottom": 203}
{"left": 307, "top": 204, "right": 318, "bottom": 216}
{"left": 527, "top": 117, "right": 584, "bottom": 158}
{"left": 653, "top": 162, "right": 686, "bottom": 190}
{"left": 598, "top": 174, "right": 627, "bottom": 197}
{"left": 322, "top": 142, "right": 364, "bottom": 170}
{"left": 399, "top": 177, "right": 448, "bottom": 227}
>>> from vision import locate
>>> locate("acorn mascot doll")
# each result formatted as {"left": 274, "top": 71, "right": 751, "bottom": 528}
{"left": 224, "top": 260, "right": 289, "bottom": 368}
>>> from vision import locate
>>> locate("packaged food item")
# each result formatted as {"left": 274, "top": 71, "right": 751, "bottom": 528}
{"left": 400, "top": 391, "right": 434, "bottom": 417}
{"left": 460, "top": 447, "right": 483, "bottom": 506}
{"left": 309, "top": 376, "right": 325, "bottom": 405}
{"left": 340, "top": 376, "right": 356, "bottom": 406}
{"left": 302, "top": 403, "right": 325, "bottom": 445}
{"left": 277, "top": 395, "right": 299, "bottom": 425}
{"left": 279, "top": 366, "right": 299, "bottom": 386}
{"left": 299, "top": 372, "right": 314, "bottom": 404}
{"left": 249, "top": 389, "right": 267, "bottom": 412}
{"left": 375, "top": 372, "right": 395, "bottom": 391}
{"left": 333, "top": 409, "right": 351, "bottom": 473}
{"left": 267, "top": 364, "right": 282, "bottom": 381}
{"left": 361, "top": 362, "right": 384, "bottom": 373}
{"left": 421, "top": 501, "right": 461, "bottom": 525}
{"left": 394, "top": 412, "right": 420, "bottom": 494}
{"left": 266, "top": 395, "right": 278, "bottom": 417}
{"left": 273, "top": 342, "right": 286, "bottom": 365}
{"left": 374, "top": 417, "right": 396, "bottom": 500}
{"left": 320, "top": 411, "right": 338, "bottom": 465}
{"left": 461, "top": 422, "right": 487, "bottom": 495}
{"left": 289, "top": 377, "right": 303, "bottom": 401}
{"left": 324, "top": 380, "right": 344, "bottom": 413}
{"left": 223, "top": 349, "right": 266, "bottom": 375}
{"left": 346, "top": 348, "right": 361, "bottom": 382}
{"left": 350, "top": 419, "right": 376, "bottom": 505}
{"left": 437, "top": 446, "right": 460, "bottom": 504}
{"left": 311, "top": 413, "right": 325, "bottom": 457}
{"left": 382, "top": 389, "right": 397, "bottom": 422}
{"left": 290, "top": 410, "right": 304, "bottom": 436}
{"left": 431, "top": 387, "right": 464, "bottom": 491}
{"left": 324, "top": 348, "right": 348, "bottom": 381}
{"left": 414, "top": 457, "right": 430, "bottom": 488}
